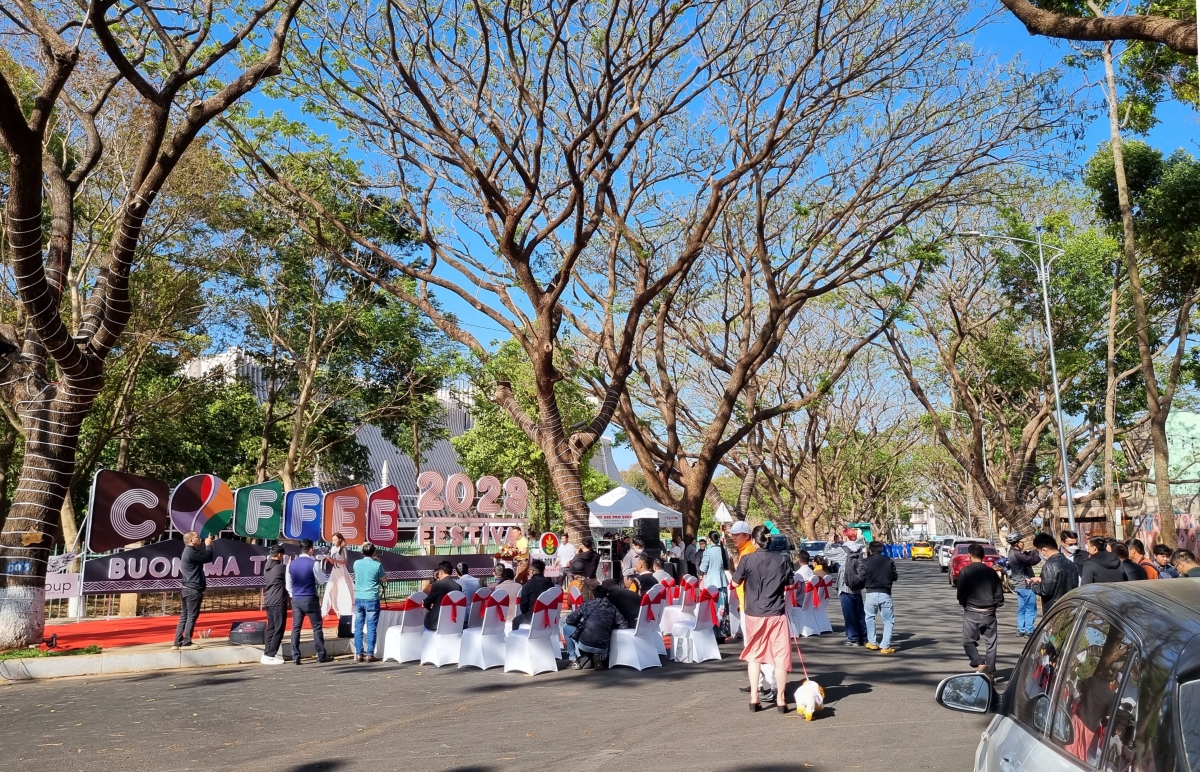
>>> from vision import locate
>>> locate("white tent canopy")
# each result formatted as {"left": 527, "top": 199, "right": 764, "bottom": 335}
{"left": 587, "top": 485, "right": 683, "bottom": 529}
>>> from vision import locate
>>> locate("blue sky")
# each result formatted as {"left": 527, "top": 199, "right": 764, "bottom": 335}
{"left": 251, "top": 10, "right": 1199, "bottom": 476}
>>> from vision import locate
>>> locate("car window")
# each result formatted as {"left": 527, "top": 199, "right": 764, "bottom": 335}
{"left": 956, "top": 545, "right": 970, "bottom": 554}
{"left": 1049, "top": 613, "right": 1136, "bottom": 767}
{"left": 1012, "top": 607, "right": 1078, "bottom": 734}
{"left": 1182, "top": 680, "right": 1200, "bottom": 772}
{"left": 1100, "top": 652, "right": 1141, "bottom": 772}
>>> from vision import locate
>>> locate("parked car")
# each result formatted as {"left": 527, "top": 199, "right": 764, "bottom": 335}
{"left": 941, "top": 536, "right": 993, "bottom": 574}
{"left": 938, "top": 537, "right": 957, "bottom": 572}
{"left": 949, "top": 543, "right": 1001, "bottom": 586}
{"left": 800, "top": 540, "right": 827, "bottom": 556}
{"left": 934, "top": 579, "right": 1200, "bottom": 772}
{"left": 911, "top": 541, "right": 936, "bottom": 560}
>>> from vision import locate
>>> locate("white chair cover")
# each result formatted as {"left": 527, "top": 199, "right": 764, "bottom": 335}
{"left": 649, "top": 587, "right": 669, "bottom": 655}
{"left": 381, "top": 592, "right": 426, "bottom": 664}
{"left": 658, "top": 580, "right": 697, "bottom": 639}
{"left": 466, "top": 587, "right": 492, "bottom": 629}
{"left": 609, "top": 585, "right": 665, "bottom": 671}
{"left": 459, "top": 589, "right": 508, "bottom": 670}
{"left": 420, "top": 590, "right": 467, "bottom": 667}
{"left": 788, "top": 582, "right": 820, "bottom": 638}
{"left": 504, "top": 586, "right": 563, "bottom": 676}
{"left": 728, "top": 579, "right": 742, "bottom": 638}
{"left": 814, "top": 576, "right": 834, "bottom": 633}
{"left": 670, "top": 588, "right": 722, "bottom": 663}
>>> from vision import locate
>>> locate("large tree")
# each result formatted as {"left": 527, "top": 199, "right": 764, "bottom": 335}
{"left": 999, "top": 0, "right": 1197, "bottom": 55}
{"left": 0, "top": 0, "right": 301, "bottom": 648}
{"left": 231, "top": 0, "right": 847, "bottom": 538}
{"left": 588, "top": 0, "right": 1067, "bottom": 536}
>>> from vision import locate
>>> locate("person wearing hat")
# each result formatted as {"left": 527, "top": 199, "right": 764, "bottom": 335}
{"left": 261, "top": 544, "right": 289, "bottom": 665}
{"left": 1006, "top": 533, "right": 1041, "bottom": 637}
{"left": 352, "top": 542, "right": 386, "bottom": 662}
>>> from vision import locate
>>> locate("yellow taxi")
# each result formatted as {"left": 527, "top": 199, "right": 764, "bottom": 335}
{"left": 910, "top": 541, "right": 936, "bottom": 560}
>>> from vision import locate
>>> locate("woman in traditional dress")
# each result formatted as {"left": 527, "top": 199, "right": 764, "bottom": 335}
{"left": 321, "top": 532, "right": 354, "bottom": 618}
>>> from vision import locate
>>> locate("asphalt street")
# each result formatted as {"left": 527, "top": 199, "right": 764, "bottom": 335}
{"left": 0, "top": 560, "right": 1020, "bottom": 772}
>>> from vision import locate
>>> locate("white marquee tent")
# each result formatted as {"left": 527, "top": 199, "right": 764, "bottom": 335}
{"left": 587, "top": 485, "right": 683, "bottom": 529}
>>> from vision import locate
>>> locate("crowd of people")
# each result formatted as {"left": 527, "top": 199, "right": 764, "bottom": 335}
{"left": 174, "top": 517, "right": 1199, "bottom": 711}
{"left": 949, "top": 529, "right": 1200, "bottom": 678}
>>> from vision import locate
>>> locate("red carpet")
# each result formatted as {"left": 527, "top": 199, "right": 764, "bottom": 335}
{"left": 43, "top": 602, "right": 411, "bottom": 652}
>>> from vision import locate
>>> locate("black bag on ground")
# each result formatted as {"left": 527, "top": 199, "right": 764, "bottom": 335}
{"left": 337, "top": 615, "right": 353, "bottom": 638}
{"left": 228, "top": 620, "right": 266, "bottom": 645}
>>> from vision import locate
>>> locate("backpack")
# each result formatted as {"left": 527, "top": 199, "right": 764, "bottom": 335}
{"left": 844, "top": 549, "right": 867, "bottom": 592}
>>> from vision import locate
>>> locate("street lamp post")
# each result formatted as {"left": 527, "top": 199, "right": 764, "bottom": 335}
{"left": 957, "top": 229, "right": 1078, "bottom": 534}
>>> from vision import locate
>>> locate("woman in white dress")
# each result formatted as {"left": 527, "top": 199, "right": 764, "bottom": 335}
{"left": 321, "top": 532, "right": 354, "bottom": 618}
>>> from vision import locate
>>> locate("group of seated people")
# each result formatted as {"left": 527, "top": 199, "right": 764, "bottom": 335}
{"left": 418, "top": 552, "right": 675, "bottom": 672}
{"left": 421, "top": 558, "right": 561, "bottom": 631}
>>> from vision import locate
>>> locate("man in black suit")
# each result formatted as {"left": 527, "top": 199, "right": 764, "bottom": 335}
{"left": 514, "top": 559, "right": 556, "bottom": 626}
{"left": 423, "top": 561, "right": 461, "bottom": 631}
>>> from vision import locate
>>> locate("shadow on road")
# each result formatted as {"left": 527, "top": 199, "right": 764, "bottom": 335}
{"left": 284, "top": 762, "right": 346, "bottom": 772}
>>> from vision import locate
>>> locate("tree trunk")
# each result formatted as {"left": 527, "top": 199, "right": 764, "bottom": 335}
{"left": 281, "top": 363, "right": 316, "bottom": 491}
{"left": 1102, "top": 270, "right": 1120, "bottom": 530}
{"left": 0, "top": 384, "right": 96, "bottom": 649}
{"left": 1099, "top": 42, "right": 1176, "bottom": 546}
{"left": 0, "top": 423, "right": 17, "bottom": 532}
{"left": 256, "top": 348, "right": 279, "bottom": 484}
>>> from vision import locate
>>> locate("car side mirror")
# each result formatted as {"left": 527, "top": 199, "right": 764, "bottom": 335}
{"left": 935, "top": 673, "right": 994, "bottom": 714}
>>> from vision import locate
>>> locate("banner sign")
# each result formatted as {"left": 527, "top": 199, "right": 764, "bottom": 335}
{"left": 81, "top": 539, "right": 496, "bottom": 594}
{"left": 417, "top": 517, "right": 528, "bottom": 549}
{"left": 85, "top": 469, "right": 530, "bottom": 554}
{"left": 233, "top": 480, "right": 284, "bottom": 539}
{"left": 539, "top": 532, "right": 559, "bottom": 555}
{"left": 323, "top": 484, "right": 368, "bottom": 545}
{"left": 169, "top": 474, "right": 234, "bottom": 537}
{"left": 45, "top": 572, "right": 81, "bottom": 600}
{"left": 87, "top": 470, "right": 171, "bottom": 553}
{"left": 368, "top": 485, "right": 400, "bottom": 548}
{"left": 283, "top": 486, "right": 323, "bottom": 541}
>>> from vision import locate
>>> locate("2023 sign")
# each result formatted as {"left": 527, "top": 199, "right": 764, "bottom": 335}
{"left": 416, "top": 472, "right": 528, "bottom": 515}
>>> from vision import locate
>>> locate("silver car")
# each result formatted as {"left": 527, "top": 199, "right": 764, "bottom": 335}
{"left": 935, "top": 579, "right": 1200, "bottom": 771}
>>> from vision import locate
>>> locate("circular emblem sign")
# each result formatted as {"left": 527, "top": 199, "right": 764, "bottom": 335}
{"left": 169, "top": 474, "right": 234, "bottom": 537}
{"left": 540, "top": 532, "right": 559, "bottom": 556}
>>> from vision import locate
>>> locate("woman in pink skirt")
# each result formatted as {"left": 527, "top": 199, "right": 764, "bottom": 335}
{"left": 731, "top": 526, "right": 795, "bottom": 713}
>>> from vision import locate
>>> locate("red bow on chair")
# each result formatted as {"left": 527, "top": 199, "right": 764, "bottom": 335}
{"left": 682, "top": 577, "right": 699, "bottom": 605}
{"left": 640, "top": 591, "right": 657, "bottom": 621}
{"left": 441, "top": 594, "right": 467, "bottom": 623}
{"left": 482, "top": 593, "right": 507, "bottom": 622}
{"left": 400, "top": 596, "right": 422, "bottom": 612}
{"left": 805, "top": 580, "right": 821, "bottom": 609}
{"left": 785, "top": 585, "right": 800, "bottom": 607}
{"left": 660, "top": 578, "right": 677, "bottom": 602}
{"left": 819, "top": 576, "right": 833, "bottom": 600}
{"left": 697, "top": 588, "right": 719, "bottom": 626}
{"left": 532, "top": 597, "right": 556, "bottom": 627}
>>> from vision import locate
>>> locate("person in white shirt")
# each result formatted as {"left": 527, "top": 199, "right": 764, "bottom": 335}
{"left": 794, "top": 550, "right": 816, "bottom": 585}
{"left": 556, "top": 532, "right": 577, "bottom": 585}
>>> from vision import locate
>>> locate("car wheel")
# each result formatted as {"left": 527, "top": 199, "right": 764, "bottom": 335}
{"left": 940, "top": 565, "right": 948, "bottom": 572}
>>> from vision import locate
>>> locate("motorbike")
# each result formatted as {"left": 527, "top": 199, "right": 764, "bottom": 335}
{"left": 994, "top": 556, "right": 1014, "bottom": 593}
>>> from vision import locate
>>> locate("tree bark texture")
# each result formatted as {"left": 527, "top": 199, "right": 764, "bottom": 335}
{"left": 1000, "top": 0, "right": 1197, "bottom": 54}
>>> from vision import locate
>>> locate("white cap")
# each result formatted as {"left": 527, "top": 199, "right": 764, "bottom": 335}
{"left": 729, "top": 521, "right": 752, "bottom": 535}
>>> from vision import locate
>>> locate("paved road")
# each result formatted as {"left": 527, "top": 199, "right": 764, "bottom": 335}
{"left": 1, "top": 561, "right": 1022, "bottom": 772}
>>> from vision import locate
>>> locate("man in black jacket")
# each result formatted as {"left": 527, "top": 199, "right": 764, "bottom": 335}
{"left": 1030, "top": 533, "right": 1080, "bottom": 611}
{"left": 1060, "top": 530, "right": 1087, "bottom": 574}
{"left": 1080, "top": 537, "right": 1126, "bottom": 584}
{"left": 633, "top": 555, "right": 659, "bottom": 595}
{"left": 173, "top": 531, "right": 214, "bottom": 650}
{"left": 862, "top": 541, "right": 898, "bottom": 655}
{"left": 423, "top": 561, "right": 462, "bottom": 631}
{"left": 1006, "top": 533, "right": 1040, "bottom": 637}
{"left": 564, "top": 582, "right": 628, "bottom": 669}
{"left": 261, "top": 545, "right": 288, "bottom": 665}
{"left": 957, "top": 543, "right": 1004, "bottom": 675}
{"left": 606, "top": 579, "right": 642, "bottom": 628}
{"left": 514, "top": 559, "right": 556, "bottom": 627}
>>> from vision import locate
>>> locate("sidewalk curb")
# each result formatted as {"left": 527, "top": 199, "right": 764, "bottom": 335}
{"left": 0, "top": 637, "right": 354, "bottom": 682}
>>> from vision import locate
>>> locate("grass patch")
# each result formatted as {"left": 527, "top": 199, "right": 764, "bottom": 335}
{"left": 0, "top": 645, "right": 102, "bottom": 661}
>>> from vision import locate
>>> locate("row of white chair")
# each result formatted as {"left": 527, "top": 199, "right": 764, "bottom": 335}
{"left": 380, "top": 576, "right": 723, "bottom": 675}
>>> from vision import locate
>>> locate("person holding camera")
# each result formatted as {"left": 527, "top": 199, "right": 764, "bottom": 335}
{"left": 260, "top": 544, "right": 288, "bottom": 665}
{"left": 174, "top": 531, "right": 214, "bottom": 651}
